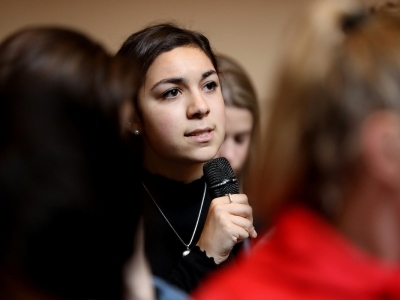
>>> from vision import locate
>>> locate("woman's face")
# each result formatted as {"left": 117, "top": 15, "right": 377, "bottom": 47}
{"left": 136, "top": 46, "right": 225, "bottom": 173}
{"left": 215, "top": 106, "right": 253, "bottom": 176}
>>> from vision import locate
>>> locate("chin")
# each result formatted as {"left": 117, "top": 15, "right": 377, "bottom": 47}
{"left": 193, "top": 149, "right": 219, "bottom": 163}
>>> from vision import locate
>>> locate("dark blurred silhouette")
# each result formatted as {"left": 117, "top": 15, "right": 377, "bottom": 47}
{"left": 0, "top": 27, "right": 143, "bottom": 299}
{"left": 194, "top": 0, "right": 400, "bottom": 298}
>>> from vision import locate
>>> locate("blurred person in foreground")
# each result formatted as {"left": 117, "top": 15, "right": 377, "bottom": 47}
{"left": 370, "top": 0, "right": 400, "bottom": 13}
{"left": 193, "top": 0, "right": 400, "bottom": 298}
{"left": 0, "top": 27, "right": 155, "bottom": 299}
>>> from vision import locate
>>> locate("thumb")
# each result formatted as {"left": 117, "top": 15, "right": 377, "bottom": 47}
{"left": 249, "top": 227, "right": 257, "bottom": 239}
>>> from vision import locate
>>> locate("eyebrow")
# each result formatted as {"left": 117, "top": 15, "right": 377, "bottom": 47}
{"left": 150, "top": 69, "right": 217, "bottom": 91}
{"left": 235, "top": 131, "right": 252, "bottom": 136}
{"left": 202, "top": 70, "right": 217, "bottom": 79}
{"left": 150, "top": 77, "right": 186, "bottom": 91}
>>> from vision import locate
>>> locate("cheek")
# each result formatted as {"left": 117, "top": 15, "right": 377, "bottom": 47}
{"left": 210, "top": 97, "right": 226, "bottom": 128}
{"left": 237, "top": 141, "right": 251, "bottom": 163}
{"left": 142, "top": 109, "right": 179, "bottom": 143}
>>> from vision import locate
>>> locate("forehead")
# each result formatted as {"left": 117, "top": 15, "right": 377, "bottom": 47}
{"left": 225, "top": 106, "right": 253, "bottom": 131}
{"left": 145, "top": 46, "right": 215, "bottom": 80}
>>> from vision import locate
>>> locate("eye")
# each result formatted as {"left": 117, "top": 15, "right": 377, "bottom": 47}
{"left": 162, "top": 88, "right": 181, "bottom": 99}
{"left": 203, "top": 81, "right": 218, "bottom": 92}
{"left": 234, "top": 134, "right": 249, "bottom": 145}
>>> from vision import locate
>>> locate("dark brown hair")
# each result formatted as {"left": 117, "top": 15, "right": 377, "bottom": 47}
{"left": 117, "top": 23, "right": 219, "bottom": 120}
{"left": 0, "top": 27, "right": 139, "bottom": 299}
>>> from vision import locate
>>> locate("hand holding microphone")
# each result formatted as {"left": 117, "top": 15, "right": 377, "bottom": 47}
{"left": 196, "top": 158, "right": 257, "bottom": 264}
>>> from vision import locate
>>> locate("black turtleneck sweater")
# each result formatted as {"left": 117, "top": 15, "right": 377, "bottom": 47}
{"left": 141, "top": 169, "right": 234, "bottom": 293}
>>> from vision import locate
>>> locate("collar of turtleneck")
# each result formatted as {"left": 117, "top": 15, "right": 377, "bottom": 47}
{"left": 140, "top": 168, "right": 206, "bottom": 210}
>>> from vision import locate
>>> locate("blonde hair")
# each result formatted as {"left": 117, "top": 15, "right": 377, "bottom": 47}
{"left": 217, "top": 54, "right": 260, "bottom": 193}
{"left": 252, "top": 0, "right": 400, "bottom": 220}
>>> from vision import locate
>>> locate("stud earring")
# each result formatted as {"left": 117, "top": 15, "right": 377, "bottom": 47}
{"left": 134, "top": 129, "right": 140, "bottom": 135}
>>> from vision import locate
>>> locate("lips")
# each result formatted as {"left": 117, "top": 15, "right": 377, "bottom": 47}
{"left": 185, "top": 127, "right": 213, "bottom": 137}
{"left": 185, "top": 127, "right": 214, "bottom": 142}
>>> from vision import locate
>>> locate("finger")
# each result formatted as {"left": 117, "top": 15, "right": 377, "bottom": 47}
{"left": 249, "top": 227, "right": 258, "bottom": 239}
{"left": 230, "top": 224, "right": 257, "bottom": 242}
{"left": 234, "top": 219, "right": 257, "bottom": 241}
{"left": 224, "top": 203, "right": 253, "bottom": 220}
{"left": 227, "top": 194, "right": 249, "bottom": 205}
{"left": 230, "top": 215, "right": 254, "bottom": 235}
{"left": 212, "top": 194, "right": 249, "bottom": 205}
{"left": 233, "top": 225, "right": 251, "bottom": 243}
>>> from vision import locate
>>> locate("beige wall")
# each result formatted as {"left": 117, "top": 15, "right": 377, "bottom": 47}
{"left": 0, "top": 0, "right": 386, "bottom": 114}
{"left": 0, "top": 0, "right": 309, "bottom": 108}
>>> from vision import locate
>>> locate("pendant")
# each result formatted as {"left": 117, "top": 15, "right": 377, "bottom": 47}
{"left": 182, "top": 248, "right": 191, "bottom": 257}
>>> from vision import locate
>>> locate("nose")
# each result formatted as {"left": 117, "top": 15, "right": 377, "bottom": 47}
{"left": 187, "top": 92, "right": 210, "bottom": 119}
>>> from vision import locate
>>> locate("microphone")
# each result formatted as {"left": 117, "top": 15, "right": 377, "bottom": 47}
{"left": 203, "top": 157, "right": 254, "bottom": 251}
{"left": 203, "top": 157, "right": 239, "bottom": 198}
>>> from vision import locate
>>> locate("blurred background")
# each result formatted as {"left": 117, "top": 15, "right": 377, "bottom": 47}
{"left": 0, "top": 0, "right": 383, "bottom": 125}
{"left": 0, "top": 0, "right": 315, "bottom": 127}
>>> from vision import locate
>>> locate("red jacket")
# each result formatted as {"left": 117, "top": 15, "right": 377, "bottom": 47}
{"left": 193, "top": 206, "right": 400, "bottom": 300}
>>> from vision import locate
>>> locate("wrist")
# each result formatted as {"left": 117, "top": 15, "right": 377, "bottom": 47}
{"left": 196, "top": 243, "right": 229, "bottom": 264}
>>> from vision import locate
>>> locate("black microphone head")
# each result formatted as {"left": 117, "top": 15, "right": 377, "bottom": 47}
{"left": 203, "top": 157, "right": 239, "bottom": 198}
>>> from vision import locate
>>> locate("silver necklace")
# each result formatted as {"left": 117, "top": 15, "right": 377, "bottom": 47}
{"left": 141, "top": 180, "right": 206, "bottom": 257}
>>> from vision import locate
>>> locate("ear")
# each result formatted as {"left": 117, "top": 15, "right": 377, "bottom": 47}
{"left": 119, "top": 100, "right": 141, "bottom": 135}
{"left": 361, "top": 110, "right": 400, "bottom": 189}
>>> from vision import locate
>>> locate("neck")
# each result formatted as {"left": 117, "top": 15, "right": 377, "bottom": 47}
{"left": 337, "top": 177, "right": 400, "bottom": 263}
{"left": 143, "top": 153, "right": 204, "bottom": 184}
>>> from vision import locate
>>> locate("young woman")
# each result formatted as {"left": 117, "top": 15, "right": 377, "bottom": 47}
{"left": 214, "top": 54, "right": 259, "bottom": 192}
{"left": 117, "top": 23, "right": 256, "bottom": 293}
{"left": 194, "top": 1, "right": 400, "bottom": 299}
